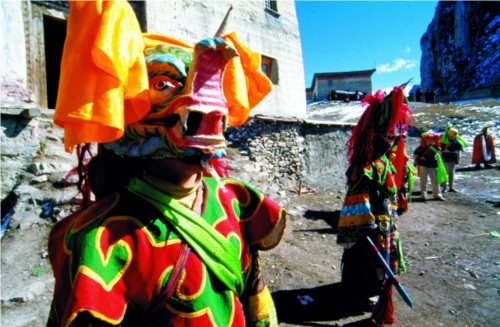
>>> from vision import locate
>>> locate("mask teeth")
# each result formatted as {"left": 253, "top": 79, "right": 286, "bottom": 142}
{"left": 179, "top": 107, "right": 189, "bottom": 134}
{"left": 201, "top": 160, "right": 226, "bottom": 191}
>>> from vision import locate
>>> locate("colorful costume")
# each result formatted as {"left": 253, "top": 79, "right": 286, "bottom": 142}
{"left": 48, "top": 1, "right": 285, "bottom": 326}
{"left": 388, "top": 137, "right": 416, "bottom": 213}
{"left": 440, "top": 125, "right": 467, "bottom": 192}
{"left": 49, "top": 177, "right": 285, "bottom": 326}
{"left": 413, "top": 132, "right": 446, "bottom": 201}
{"left": 472, "top": 125, "right": 496, "bottom": 168}
{"left": 338, "top": 87, "right": 411, "bottom": 325}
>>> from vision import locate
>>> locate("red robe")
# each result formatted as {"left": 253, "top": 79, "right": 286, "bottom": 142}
{"left": 472, "top": 133, "right": 496, "bottom": 164}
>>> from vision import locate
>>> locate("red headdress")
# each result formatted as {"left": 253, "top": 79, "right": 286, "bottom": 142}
{"left": 347, "top": 86, "right": 411, "bottom": 179}
{"left": 419, "top": 131, "right": 441, "bottom": 149}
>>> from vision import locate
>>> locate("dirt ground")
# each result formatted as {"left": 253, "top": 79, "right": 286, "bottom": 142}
{"left": 260, "top": 162, "right": 500, "bottom": 327}
{"left": 2, "top": 162, "right": 499, "bottom": 327}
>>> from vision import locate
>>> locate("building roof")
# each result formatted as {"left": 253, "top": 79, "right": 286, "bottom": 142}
{"left": 310, "top": 68, "right": 376, "bottom": 90}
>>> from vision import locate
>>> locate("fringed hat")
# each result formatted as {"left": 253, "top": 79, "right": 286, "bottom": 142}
{"left": 419, "top": 131, "right": 441, "bottom": 148}
{"left": 440, "top": 124, "right": 467, "bottom": 147}
{"left": 347, "top": 86, "right": 412, "bottom": 176}
{"left": 481, "top": 124, "right": 493, "bottom": 133}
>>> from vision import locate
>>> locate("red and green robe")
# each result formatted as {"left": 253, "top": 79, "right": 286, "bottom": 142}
{"left": 48, "top": 176, "right": 286, "bottom": 326}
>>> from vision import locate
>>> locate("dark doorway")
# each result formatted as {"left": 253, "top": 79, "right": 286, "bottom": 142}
{"left": 43, "top": 15, "right": 67, "bottom": 109}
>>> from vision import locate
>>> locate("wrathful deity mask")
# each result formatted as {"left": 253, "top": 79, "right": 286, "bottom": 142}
{"left": 104, "top": 37, "right": 237, "bottom": 160}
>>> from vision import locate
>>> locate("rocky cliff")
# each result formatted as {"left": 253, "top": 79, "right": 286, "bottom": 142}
{"left": 420, "top": 1, "right": 500, "bottom": 98}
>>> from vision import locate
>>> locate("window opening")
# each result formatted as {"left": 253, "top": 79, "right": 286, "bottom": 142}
{"left": 38, "top": 1, "right": 145, "bottom": 109}
{"left": 265, "top": 0, "right": 279, "bottom": 17}
{"left": 261, "top": 55, "right": 279, "bottom": 85}
{"left": 265, "top": 0, "right": 278, "bottom": 12}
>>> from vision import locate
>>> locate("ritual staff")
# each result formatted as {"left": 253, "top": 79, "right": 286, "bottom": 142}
{"left": 440, "top": 125, "right": 467, "bottom": 192}
{"left": 472, "top": 124, "right": 496, "bottom": 169}
{"left": 337, "top": 87, "right": 412, "bottom": 325}
{"left": 47, "top": 1, "right": 286, "bottom": 326}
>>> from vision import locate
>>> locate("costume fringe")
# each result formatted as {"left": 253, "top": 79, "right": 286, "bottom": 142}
{"left": 371, "top": 283, "right": 396, "bottom": 326}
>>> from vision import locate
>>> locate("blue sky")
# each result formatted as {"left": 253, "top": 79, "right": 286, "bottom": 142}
{"left": 296, "top": 1, "right": 438, "bottom": 93}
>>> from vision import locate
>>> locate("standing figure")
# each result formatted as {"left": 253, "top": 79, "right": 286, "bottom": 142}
{"left": 337, "top": 87, "right": 412, "bottom": 326}
{"left": 440, "top": 125, "right": 467, "bottom": 192}
{"left": 415, "top": 88, "right": 422, "bottom": 102}
{"left": 47, "top": 1, "right": 286, "bottom": 326}
{"left": 472, "top": 124, "right": 496, "bottom": 169}
{"left": 331, "top": 89, "right": 338, "bottom": 100}
{"left": 413, "top": 132, "right": 447, "bottom": 201}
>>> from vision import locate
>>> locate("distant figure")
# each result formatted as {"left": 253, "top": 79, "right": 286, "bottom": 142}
{"left": 440, "top": 125, "right": 467, "bottom": 192}
{"left": 415, "top": 88, "right": 423, "bottom": 102}
{"left": 414, "top": 132, "right": 446, "bottom": 201}
{"left": 355, "top": 90, "right": 361, "bottom": 101}
{"left": 425, "top": 90, "right": 435, "bottom": 103}
{"left": 330, "top": 89, "right": 338, "bottom": 101}
{"left": 472, "top": 124, "right": 496, "bottom": 169}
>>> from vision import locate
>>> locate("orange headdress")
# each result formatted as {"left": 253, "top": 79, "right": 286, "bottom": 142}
{"left": 54, "top": 0, "right": 272, "bottom": 156}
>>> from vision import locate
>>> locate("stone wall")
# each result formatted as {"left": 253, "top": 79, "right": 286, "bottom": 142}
{"left": 1, "top": 112, "right": 351, "bottom": 232}
{"left": 1, "top": 110, "right": 78, "bottom": 231}
{"left": 226, "top": 116, "right": 353, "bottom": 193}
{"left": 300, "top": 123, "right": 352, "bottom": 191}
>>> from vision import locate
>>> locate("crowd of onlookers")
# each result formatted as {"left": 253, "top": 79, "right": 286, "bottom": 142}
{"left": 327, "top": 89, "right": 366, "bottom": 102}
{"left": 325, "top": 88, "right": 436, "bottom": 103}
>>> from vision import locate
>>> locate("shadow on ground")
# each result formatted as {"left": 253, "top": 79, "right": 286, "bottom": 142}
{"left": 456, "top": 164, "right": 498, "bottom": 172}
{"left": 273, "top": 282, "right": 376, "bottom": 326}
{"left": 298, "top": 209, "right": 340, "bottom": 234}
{"left": 277, "top": 209, "right": 379, "bottom": 326}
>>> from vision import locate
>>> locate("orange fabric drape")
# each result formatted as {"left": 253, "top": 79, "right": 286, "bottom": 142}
{"left": 54, "top": 0, "right": 272, "bottom": 153}
{"left": 221, "top": 32, "right": 273, "bottom": 126}
{"left": 54, "top": 0, "right": 150, "bottom": 153}
{"left": 143, "top": 33, "right": 194, "bottom": 50}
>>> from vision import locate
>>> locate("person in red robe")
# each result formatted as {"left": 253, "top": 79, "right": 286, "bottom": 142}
{"left": 472, "top": 124, "right": 496, "bottom": 169}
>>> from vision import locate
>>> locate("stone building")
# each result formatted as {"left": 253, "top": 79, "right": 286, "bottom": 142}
{"left": 0, "top": 0, "right": 307, "bottom": 204}
{"left": 306, "top": 69, "right": 376, "bottom": 102}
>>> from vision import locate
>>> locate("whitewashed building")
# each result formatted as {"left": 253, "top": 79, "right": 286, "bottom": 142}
{"left": 1, "top": 0, "right": 306, "bottom": 118}
{"left": 306, "top": 69, "right": 376, "bottom": 102}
